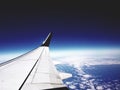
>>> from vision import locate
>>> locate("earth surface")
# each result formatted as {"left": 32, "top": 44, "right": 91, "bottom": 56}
{"left": 55, "top": 55, "right": 120, "bottom": 90}
{"left": 1, "top": 50, "right": 120, "bottom": 90}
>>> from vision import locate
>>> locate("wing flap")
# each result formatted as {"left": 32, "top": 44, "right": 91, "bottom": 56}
{"left": 21, "top": 47, "right": 66, "bottom": 90}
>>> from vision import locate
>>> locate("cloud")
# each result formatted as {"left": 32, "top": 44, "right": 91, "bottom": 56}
{"left": 51, "top": 49, "right": 120, "bottom": 66}
{"left": 0, "top": 52, "right": 24, "bottom": 63}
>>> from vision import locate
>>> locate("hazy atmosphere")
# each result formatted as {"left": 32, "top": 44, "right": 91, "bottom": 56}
{"left": 0, "top": 1, "right": 120, "bottom": 89}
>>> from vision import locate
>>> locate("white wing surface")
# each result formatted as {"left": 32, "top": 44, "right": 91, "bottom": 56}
{"left": 0, "top": 33, "right": 70, "bottom": 90}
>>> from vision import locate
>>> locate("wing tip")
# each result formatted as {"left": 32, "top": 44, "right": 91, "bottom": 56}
{"left": 41, "top": 32, "right": 52, "bottom": 47}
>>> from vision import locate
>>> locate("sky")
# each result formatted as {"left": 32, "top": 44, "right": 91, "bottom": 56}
{"left": 0, "top": 1, "right": 120, "bottom": 56}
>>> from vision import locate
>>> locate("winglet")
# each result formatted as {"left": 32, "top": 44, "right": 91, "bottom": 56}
{"left": 41, "top": 32, "right": 52, "bottom": 47}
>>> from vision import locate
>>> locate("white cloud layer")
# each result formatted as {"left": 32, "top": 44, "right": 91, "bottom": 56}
{"left": 51, "top": 49, "right": 120, "bottom": 66}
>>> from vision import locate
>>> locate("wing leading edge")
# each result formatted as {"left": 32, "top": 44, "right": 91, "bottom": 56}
{"left": 0, "top": 33, "right": 70, "bottom": 90}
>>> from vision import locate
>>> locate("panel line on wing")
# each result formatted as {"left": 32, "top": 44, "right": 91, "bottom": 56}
{"left": 18, "top": 47, "right": 45, "bottom": 90}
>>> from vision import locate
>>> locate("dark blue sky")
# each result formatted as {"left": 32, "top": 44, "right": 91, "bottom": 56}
{"left": 0, "top": 1, "right": 120, "bottom": 53}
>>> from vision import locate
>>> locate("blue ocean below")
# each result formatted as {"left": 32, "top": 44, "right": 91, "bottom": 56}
{"left": 56, "top": 64, "right": 120, "bottom": 90}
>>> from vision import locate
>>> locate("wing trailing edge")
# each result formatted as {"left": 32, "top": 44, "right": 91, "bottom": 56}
{"left": 46, "top": 87, "right": 68, "bottom": 90}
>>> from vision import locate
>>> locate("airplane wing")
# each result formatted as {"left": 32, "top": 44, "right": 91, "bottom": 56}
{"left": 0, "top": 33, "right": 70, "bottom": 90}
